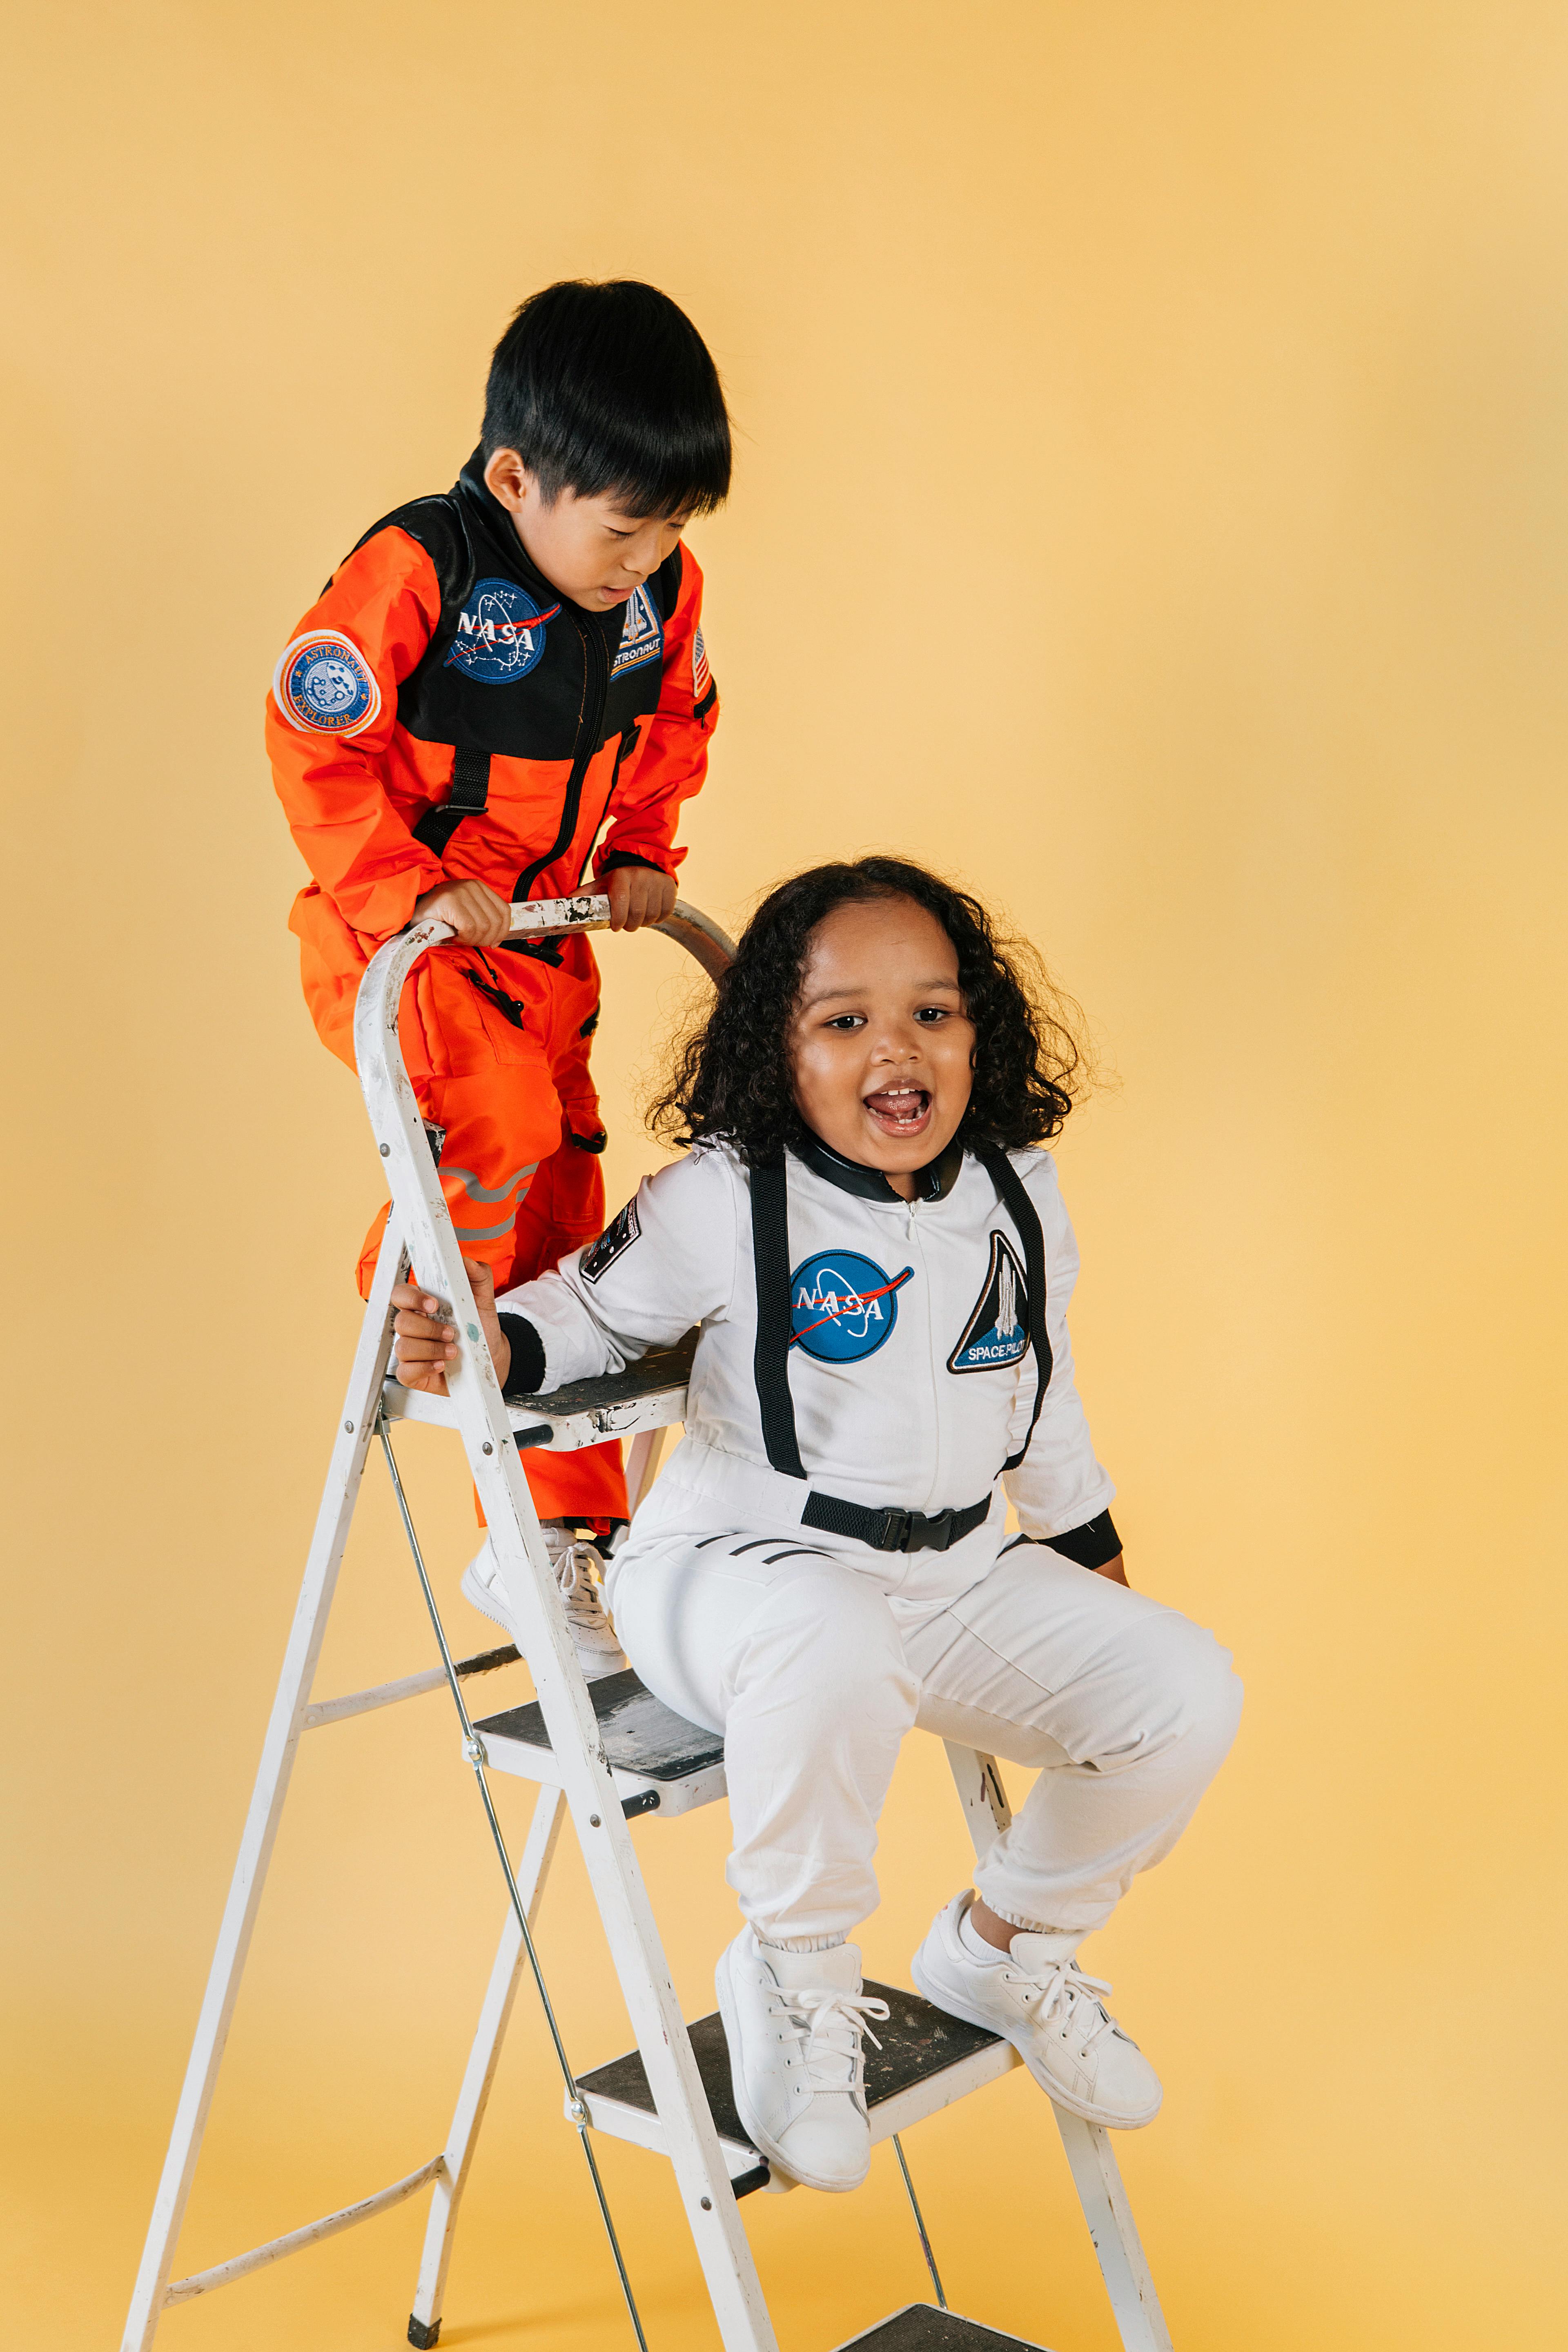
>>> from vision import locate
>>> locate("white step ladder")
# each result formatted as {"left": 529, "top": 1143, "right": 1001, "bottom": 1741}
{"left": 121, "top": 893, "right": 1175, "bottom": 2352}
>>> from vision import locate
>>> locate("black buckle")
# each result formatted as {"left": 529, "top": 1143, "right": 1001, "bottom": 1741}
{"left": 875, "top": 1508, "right": 914, "bottom": 1552}
{"left": 920, "top": 1508, "right": 958, "bottom": 1552}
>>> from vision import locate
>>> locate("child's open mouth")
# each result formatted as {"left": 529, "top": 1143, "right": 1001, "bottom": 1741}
{"left": 862, "top": 1085, "right": 932, "bottom": 1137}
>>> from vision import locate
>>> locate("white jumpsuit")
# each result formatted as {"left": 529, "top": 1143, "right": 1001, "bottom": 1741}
{"left": 497, "top": 1136, "right": 1241, "bottom": 1949}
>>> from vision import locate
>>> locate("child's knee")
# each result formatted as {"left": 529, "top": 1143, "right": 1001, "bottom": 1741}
{"left": 1089, "top": 1609, "right": 1242, "bottom": 1779}
{"left": 1143, "top": 1613, "right": 1243, "bottom": 1765}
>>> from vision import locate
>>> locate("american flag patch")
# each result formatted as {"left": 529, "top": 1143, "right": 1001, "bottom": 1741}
{"left": 693, "top": 626, "right": 711, "bottom": 697}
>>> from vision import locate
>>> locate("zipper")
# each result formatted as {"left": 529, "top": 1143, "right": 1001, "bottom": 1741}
{"left": 513, "top": 610, "right": 610, "bottom": 902}
{"left": 575, "top": 722, "right": 639, "bottom": 889}
{"left": 906, "top": 1210, "right": 944, "bottom": 1515}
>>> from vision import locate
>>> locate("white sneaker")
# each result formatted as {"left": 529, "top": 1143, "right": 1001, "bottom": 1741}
{"left": 460, "top": 1524, "right": 629, "bottom": 1682}
{"left": 715, "top": 1929, "right": 889, "bottom": 2193}
{"left": 911, "top": 1891, "right": 1162, "bottom": 2130}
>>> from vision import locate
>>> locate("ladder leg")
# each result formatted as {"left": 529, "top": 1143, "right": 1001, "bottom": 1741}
{"left": 368, "top": 990, "right": 778, "bottom": 2352}
{"left": 381, "top": 1419, "right": 777, "bottom": 2352}
{"left": 1053, "top": 2111, "right": 1173, "bottom": 2352}
{"left": 942, "top": 1741, "right": 1175, "bottom": 2352}
{"left": 120, "top": 1232, "right": 406, "bottom": 2352}
{"left": 408, "top": 1786, "right": 566, "bottom": 2349}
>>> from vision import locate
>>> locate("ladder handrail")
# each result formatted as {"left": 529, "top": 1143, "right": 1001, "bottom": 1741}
{"left": 437, "top": 888, "right": 734, "bottom": 978}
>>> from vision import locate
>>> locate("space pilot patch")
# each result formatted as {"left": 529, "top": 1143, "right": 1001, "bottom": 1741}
{"left": 610, "top": 584, "right": 664, "bottom": 677}
{"left": 445, "top": 577, "right": 561, "bottom": 683}
{"left": 788, "top": 1250, "right": 914, "bottom": 1363}
{"left": 581, "top": 1197, "right": 640, "bottom": 1284}
{"left": 273, "top": 631, "right": 382, "bottom": 736}
{"left": 947, "top": 1232, "right": 1031, "bottom": 1374}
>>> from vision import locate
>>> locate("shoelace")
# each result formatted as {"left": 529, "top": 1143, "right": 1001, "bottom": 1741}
{"left": 777, "top": 1987, "right": 891, "bottom": 2093}
{"left": 1011, "top": 1957, "right": 1118, "bottom": 2053}
{"left": 553, "top": 1541, "right": 615, "bottom": 1633}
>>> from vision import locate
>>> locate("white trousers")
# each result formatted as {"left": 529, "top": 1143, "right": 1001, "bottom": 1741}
{"left": 608, "top": 1520, "right": 1242, "bottom": 1949}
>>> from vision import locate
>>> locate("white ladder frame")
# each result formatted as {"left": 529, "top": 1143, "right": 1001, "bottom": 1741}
{"left": 122, "top": 893, "right": 1172, "bottom": 2352}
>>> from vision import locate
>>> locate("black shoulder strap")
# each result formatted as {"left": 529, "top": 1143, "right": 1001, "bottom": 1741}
{"left": 972, "top": 1141, "right": 1054, "bottom": 1473}
{"left": 750, "top": 1158, "right": 806, "bottom": 1479}
{"left": 411, "top": 746, "right": 492, "bottom": 857}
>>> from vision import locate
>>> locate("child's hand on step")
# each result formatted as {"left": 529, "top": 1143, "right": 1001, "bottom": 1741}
{"left": 390, "top": 1257, "right": 511, "bottom": 1394}
{"left": 412, "top": 878, "right": 514, "bottom": 946}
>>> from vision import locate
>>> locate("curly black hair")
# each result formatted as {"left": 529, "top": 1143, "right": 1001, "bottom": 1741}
{"left": 648, "top": 856, "right": 1086, "bottom": 1164}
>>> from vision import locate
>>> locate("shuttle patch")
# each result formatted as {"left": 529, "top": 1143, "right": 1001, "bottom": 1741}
{"left": 948, "top": 1232, "right": 1030, "bottom": 1373}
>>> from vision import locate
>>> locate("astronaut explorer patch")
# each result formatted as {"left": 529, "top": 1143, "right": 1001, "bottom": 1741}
{"left": 273, "top": 631, "right": 381, "bottom": 736}
{"left": 581, "top": 1198, "right": 640, "bottom": 1285}
{"left": 788, "top": 1250, "right": 914, "bottom": 1363}
{"left": 610, "top": 584, "right": 663, "bottom": 677}
{"left": 445, "top": 577, "right": 561, "bottom": 683}
{"left": 948, "top": 1232, "right": 1031, "bottom": 1373}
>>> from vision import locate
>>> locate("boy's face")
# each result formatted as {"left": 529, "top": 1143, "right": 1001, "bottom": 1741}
{"left": 787, "top": 897, "right": 976, "bottom": 1198}
{"left": 483, "top": 448, "right": 688, "bottom": 611}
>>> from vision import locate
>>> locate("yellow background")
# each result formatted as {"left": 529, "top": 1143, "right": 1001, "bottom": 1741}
{"left": 5, "top": 4, "right": 1566, "bottom": 2346}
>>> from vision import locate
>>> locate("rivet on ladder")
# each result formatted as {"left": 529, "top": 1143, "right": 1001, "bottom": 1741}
{"left": 589, "top": 1815, "right": 601, "bottom": 1827}
{"left": 482, "top": 1443, "right": 493, "bottom": 1456}
{"left": 700, "top": 2197, "right": 712, "bottom": 2211}
{"left": 380, "top": 1143, "right": 390, "bottom": 1156}
{"left": 344, "top": 1420, "right": 354, "bottom": 1433}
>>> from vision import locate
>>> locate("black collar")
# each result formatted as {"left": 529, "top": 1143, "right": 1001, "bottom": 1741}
{"left": 791, "top": 1129, "right": 965, "bottom": 1204}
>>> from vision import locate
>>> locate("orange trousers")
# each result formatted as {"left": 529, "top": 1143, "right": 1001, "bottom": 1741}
{"left": 294, "top": 888, "right": 627, "bottom": 1526}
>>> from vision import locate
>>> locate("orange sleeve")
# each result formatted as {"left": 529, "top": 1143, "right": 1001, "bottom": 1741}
{"left": 265, "top": 528, "right": 447, "bottom": 939}
{"left": 594, "top": 544, "right": 718, "bottom": 880}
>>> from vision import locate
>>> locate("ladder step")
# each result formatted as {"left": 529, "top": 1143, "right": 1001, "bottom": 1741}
{"left": 522, "top": 1330, "right": 698, "bottom": 1417}
{"left": 577, "top": 1983, "right": 1019, "bottom": 2182}
{"left": 475, "top": 1669, "right": 727, "bottom": 1815}
{"left": 381, "top": 1331, "right": 697, "bottom": 1452}
{"left": 831, "top": 2305, "right": 1053, "bottom": 2350}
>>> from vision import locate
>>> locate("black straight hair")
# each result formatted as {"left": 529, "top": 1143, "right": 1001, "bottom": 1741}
{"left": 482, "top": 279, "right": 732, "bottom": 519}
{"left": 648, "top": 857, "right": 1087, "bottom": 1166}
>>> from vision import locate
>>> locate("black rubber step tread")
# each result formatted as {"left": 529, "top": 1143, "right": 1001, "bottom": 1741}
{"left": 579, "top": 1982, "right": 1002, "bottom": 2145}
{"left": 834, "top": 2306, "right": 1051, "bottom": 2351}
{"left": 526, "top": 1329, "right": 697, "bottom": 1415}
{"left": 475, "top": 1668, "right": 723, "bottom": 1783}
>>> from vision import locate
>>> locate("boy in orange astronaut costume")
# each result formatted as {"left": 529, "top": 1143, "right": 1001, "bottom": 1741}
{"left": 267, "top": 280, "right": 730, "bottom": 1565}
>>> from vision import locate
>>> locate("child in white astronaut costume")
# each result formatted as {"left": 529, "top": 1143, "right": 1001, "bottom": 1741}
{"left": 392, "top": 857, "right": 1242, "bottom": 2197}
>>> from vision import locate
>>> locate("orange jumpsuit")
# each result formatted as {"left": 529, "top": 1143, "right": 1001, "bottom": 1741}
{"left": 267, "top": 450, "right": 718, "bottom": 1523}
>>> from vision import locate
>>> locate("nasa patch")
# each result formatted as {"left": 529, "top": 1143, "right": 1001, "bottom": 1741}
{"left": 789, "top": 1250, "right": 914, "bottom": 1364}
{"left": 581, "top": 1197, "right": 640, "bottom": 1285}
{"left": 274, "top": 631, "right": 381, "bottom": 736}
{"left": 445, "top": 577, "right": 561, "bottom": 683}
{"left": 610, "top": 584, "right": 664, "bottom": 677}
{"left": 948, "top": 1232, "right": 1031, "bottom": 1374}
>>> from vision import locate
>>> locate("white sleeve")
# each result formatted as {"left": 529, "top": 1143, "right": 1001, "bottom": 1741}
{"left": 1000, "top": 1153, "right": 1117, "bottom": 1540}
{"left": 494, "top": 1145, "right": 739, "bottom": 1389}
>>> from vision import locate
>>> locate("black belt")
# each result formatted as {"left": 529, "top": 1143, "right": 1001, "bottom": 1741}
{"left": 800, "top": 1489, "right": 993, "bottom": 1554}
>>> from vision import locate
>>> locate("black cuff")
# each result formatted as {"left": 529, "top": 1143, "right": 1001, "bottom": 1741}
{"left": 1040, "top": 1509, "right": 1123, "bottom": 1570}
{"left": 597, "top": 850, "right": 668, "bottom": 876}
{"left": 497, "top": 1313, "right": 547, "bottom": 1398}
